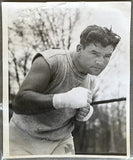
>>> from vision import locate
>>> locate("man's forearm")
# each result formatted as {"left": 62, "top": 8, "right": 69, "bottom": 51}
{"left": 12, "top": 90, "right": 55, "bottom": 115}
{"left": 12, "top": 87, "right": 92, "bottom": 115}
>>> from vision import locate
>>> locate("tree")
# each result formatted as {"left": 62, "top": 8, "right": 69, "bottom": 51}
{"left": 8, "top": 7, "right": 79, "bottom": 96}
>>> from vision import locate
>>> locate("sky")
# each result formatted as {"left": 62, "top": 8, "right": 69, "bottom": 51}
{"left": 3, "top": 2, "right": 131, "bottom": 54}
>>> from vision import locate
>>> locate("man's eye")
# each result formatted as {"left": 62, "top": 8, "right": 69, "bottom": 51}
{"left": 105, "top": 54, "right": 111, "bottom": 58}
{"left": 92, "top": 52, "right": 100, "bottom": 56}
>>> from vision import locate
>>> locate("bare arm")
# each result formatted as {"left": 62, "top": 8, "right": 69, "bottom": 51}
{"left": 12, "top": 56, "right": 55, "bottom": 115}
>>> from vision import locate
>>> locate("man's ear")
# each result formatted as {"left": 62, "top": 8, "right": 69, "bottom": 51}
{"left": 76, "top": 44, "right": 82, "bottom": 52}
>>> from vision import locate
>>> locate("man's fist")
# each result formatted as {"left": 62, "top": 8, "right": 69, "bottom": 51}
{"left": 53, "top": 87, "right": 92, "bottom": 109}
{"left": 76, "top": 105, "right": 94, "bottom": 122}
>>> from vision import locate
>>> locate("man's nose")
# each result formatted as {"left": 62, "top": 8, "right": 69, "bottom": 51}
{"left": 95, "top": 57, "right": 104, "bottom": 66}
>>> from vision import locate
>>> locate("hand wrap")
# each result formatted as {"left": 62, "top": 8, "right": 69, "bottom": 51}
{"left": 53, "top": 87, "right": 92, "bottom": 109}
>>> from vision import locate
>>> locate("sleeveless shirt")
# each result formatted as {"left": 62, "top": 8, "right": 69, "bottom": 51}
{"left": 11, "top": 49, "right": 96, "bottom": 141}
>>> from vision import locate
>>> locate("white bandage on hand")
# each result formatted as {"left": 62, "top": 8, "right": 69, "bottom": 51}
{"left": 76, "top": 105, "right": 94, "bottom": 122}
{"left": 53, "top": 87, "right": 92, "bottom": 109}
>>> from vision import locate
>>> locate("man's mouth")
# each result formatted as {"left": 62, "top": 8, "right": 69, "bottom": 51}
{"left": 91, "top": 67, "right": 101, "bottom": 71}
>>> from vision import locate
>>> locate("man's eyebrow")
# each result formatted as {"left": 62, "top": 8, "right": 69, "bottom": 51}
{"left": 91, "top": 50, "right": 101, "bottom": 54}
{"left": 91, "top": 50, "right": 112, "bottom": 55}
{"left": 105, "top": 53, "right": 112, "bottom": 55}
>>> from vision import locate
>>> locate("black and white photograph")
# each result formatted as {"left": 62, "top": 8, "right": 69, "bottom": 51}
{"left": 1, "top": 1, "right": 131, "bottom": 158}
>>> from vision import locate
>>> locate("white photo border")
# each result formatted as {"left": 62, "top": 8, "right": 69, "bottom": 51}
{"left": 1, "top": 0, "right": 133, "bottom": 159}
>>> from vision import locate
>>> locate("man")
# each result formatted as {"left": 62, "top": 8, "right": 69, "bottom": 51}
{"left": 10, "top": 25, "right": 120, "bottom": 155}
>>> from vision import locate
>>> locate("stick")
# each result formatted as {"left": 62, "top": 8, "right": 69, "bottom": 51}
{"left": 91, "top": 97, "right": 126, "bottom": 105}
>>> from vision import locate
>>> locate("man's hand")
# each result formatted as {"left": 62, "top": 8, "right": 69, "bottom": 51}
{"left": 53, "top": 87, "right": 92, "bottom": 109}
{"left": 76, "top": 105, "right": 94, "bottom": 122}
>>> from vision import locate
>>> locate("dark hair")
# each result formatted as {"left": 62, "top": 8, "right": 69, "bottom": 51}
{"left": 80, "top": 25, "right": 121, "bottom": 49}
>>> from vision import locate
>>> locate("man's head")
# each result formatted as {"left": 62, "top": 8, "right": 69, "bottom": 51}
{"left": 76, "top": 25, "right": 121, "bottom": 75}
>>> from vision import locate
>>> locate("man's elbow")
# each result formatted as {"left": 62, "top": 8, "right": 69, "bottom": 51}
{"left": 12, "top": 92, "right": 27, "bottom": 114}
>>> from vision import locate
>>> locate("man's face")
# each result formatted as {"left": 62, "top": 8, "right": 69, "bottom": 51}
{"left": 77, "top": 43, "right": 114, "bottom": 75}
